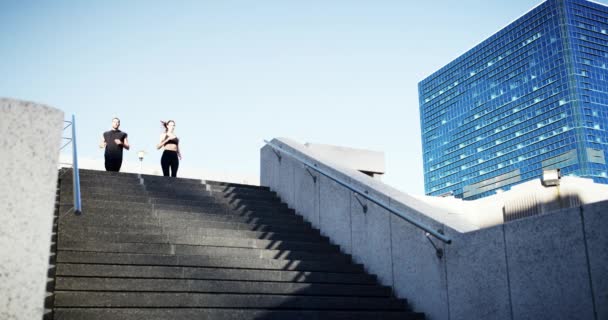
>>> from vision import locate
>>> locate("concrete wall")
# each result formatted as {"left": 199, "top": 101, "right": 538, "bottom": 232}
{"left": 261, "top": 137, "right": 607, "bottom": 320}
{"left": 0, "top": 98, "right": 63, "bottom": 320}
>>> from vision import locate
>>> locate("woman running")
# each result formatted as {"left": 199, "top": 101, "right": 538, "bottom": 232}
{"left": 156, "top": 120, "right": 181, "bottom": 177}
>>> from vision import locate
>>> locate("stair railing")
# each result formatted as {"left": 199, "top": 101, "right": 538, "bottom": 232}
{"left": 60, "top": 115, "right": 82, "bottom": 215}
{"left": 264, "top": 140, "right": 452, "bottom": 245}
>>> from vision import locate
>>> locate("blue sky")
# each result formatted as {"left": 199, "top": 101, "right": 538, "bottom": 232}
{"left": 3, "top": 0, "right": 603, "bottom": 194}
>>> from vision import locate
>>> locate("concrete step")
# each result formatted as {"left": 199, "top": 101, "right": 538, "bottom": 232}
{"left": 54, "top": 291, "right": 406, "bottom": 310}
{"left": 61, "top": 174, "right": 141, "bottom": 184}
{"left": 58, "top": 231, "right": 169, "bottom": 245}
{"left": 158, "top": 211, "right": 304, "bottom": 225}
{"left": 145, "top": 183, "right": 271, "bottom": 195}
{"left": 59, "top": 241, "right": 348, "bottom": 262}
{"left": 58, "top": 205, "right": 154, "bottom": 218}
{"left": 142, "top": 174, "right": 205, "bottom": 185}
{"left": 152, "top": 203, "right": 294, "bottom": 216}
{"left": 152, "top": 192, "right": 282, "bottom": 205}
{"left": 59, "top": 214, "right": 316, "bottom": 235}
{"left": 158, "top": 219, "right": 315, "bottom": 234}
{"left": 59, "top": 224, "right": 165, "bottom": 235}
{"left": 63, "top": 193, "right": 151, "bottom": 204}
{"left": 206, "top": 179, "right": 269, "bottom": 190}
{"left": 58, "top": 210, "right": 157, "bottom": 223}
{"left": 56, "top": 264, "right": 378, "bottom": 284}
{"left": 143, "top": 184, "right": 209, "bottom": 194}
{"left": 60, "top": 179, "right": 143, "bottom": 190}
{"left": 59, "top": 227, "right": 330, "bottom": 244}
{"left": 210, "top": 188, "right": 276, "bottom": 197}
{"left": 59, "top": 209, "right": 305, "bottom": 227}
{"left": 209, "top": 186, "right": 276, "bottom": 197}
{"left": 148, "top": 197, "right": 287, "bottom": 210}
{"left": 56, "top": 251, "right": 365, "bottom": 273}
{"left": 145, "top": 190, "right": 282, "bottom": 205}
{"left": 60, "top": 199, "right": 153, "bottom": 211}
{"left": 74, "top": 168, "right": 140, "bottom": 178}
{"left": 57, "top": 209, "right": 153, "bottom": 221}
{"left": 154, "top": 207, "right": 297, "bottom": 219}
{"left": 144, "top": 190, "right": 215, "bottom": 199}
{"left": 211, "top": 192, "right": 279, "bottom": 202}
{"left": 59, "top": 215, "right": 308, "bottom": 231}
{"left": 146, "top": 192, "right": 215, "bottom": 202}
{"left": 60, "top": 187, "right": 148, "bottom": 197}
{"left": 53, "top": 308, "right": 424, "bottom": 320}
{"left": 55, "top": 277, "right": 390, "bottom": 296}
{"left": 212, "top": 198, "right": 287, "bottom": 210}
{"left": 144, "top": 188, "right": 279, "bottom": 203}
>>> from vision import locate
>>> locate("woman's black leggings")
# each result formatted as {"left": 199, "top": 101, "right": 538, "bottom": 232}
{"left": 161, "top": 150, "right": 179, "bottom": 177}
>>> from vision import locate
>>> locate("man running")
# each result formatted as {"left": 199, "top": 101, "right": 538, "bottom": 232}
{"left": 99, "top": 117, "right": 130, "bottom": 171}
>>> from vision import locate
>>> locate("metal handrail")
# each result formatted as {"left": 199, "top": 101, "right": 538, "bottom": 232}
{"left": 61, "top": 115, "right": 82, "bottom": 215}
{"left": 264, "top": 140, "right": 452, "bottom": 244}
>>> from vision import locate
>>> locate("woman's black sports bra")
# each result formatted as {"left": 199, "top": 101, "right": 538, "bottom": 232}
{"left": 164, "top": 136, "right": 179, "bottom": 146}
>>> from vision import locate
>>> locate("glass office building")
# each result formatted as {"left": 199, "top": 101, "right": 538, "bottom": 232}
{"left": 419, "top": 0, "right": 608, "bottom": 199}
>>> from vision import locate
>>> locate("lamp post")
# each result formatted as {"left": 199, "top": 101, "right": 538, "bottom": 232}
{"left": 137, "top": 150, "right": 145, "bottom": 174}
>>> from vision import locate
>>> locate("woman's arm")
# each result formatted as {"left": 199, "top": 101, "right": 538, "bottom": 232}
{"left": 157, "top": 133, "right": 172, "bottom": 150}
{"left": 156, "top": 133, "right": 165, "bottom": 150}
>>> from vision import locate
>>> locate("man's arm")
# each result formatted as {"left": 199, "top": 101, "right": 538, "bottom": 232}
{"left": 122, "top": 137, "right": 130, "bottom": 150}
{"left": 114, "top": 136, "right": 130, "bottom": 150}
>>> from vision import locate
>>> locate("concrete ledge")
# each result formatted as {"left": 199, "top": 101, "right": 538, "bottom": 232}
{"left": 0, "top": 98, "right": 63, "bottom": 320}
{"left": 261, "top": 137, "right": 607, "bottom": 320}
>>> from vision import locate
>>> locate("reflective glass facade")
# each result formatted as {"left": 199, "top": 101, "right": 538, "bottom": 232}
{"left": 419, "top": 0, "right": 608, "bottom": 199}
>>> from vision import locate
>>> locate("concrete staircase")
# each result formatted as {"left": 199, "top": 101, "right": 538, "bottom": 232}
{"left": 49, "top": 169, "right": 424, "bottom": 319}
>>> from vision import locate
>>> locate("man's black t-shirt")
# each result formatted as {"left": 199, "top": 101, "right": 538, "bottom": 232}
{"left": 103, "top": 130, "right": 127, "bottom": 159}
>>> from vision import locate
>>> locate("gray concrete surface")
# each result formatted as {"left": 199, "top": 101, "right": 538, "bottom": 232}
{"left": 277, "top": 155, "right": 296, "bottom": 208}
{"left": 0, "top": 98, "right": 63, "bottom": 320}
{"left": 318, "top": 175, "right": 352, "bottom": 254}
{"left": 505, "top": 208, "right": 594, "bottom": 320}
{"left": 350, "top": 200, "right": 393, "bottom": 286}
{"left": 260, "top": 137, "right": 607, "bottom": 320}
{"left": 293, "top": 163, "right": 320, "bottom": 228}
{"left": 583, "top": 201, "right": 608, "bottom": 320}
{"left": 445, "top": 226, "right": 511, "bottom": 320}
{"left": 391, "top": 214, "right": 449, "bottom": 320}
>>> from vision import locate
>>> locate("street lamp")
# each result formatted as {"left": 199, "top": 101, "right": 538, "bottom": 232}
{"left": 137, "top": 150, "right": 146, "bottom": 174}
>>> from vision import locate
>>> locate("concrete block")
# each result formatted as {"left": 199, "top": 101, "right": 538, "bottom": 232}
{"left": 505, "top": 208, "right": 594, "bottom": 320}
{"left": 0, "top": 98, "right": 63, "bottom": 320}
{"left": 293, "top": 163, "right": 320, "bottom": 228}
{"left": 445, "top": 225, "right": 511, "bottom": 320}
{"left": 390, "top": 210, "right": 448, "bottom": 320}
{"left": 582, "top": 200, "right": 608, "bottom": 320}
{"left": 318, "top": 175, "right": 353, "bottom": 254}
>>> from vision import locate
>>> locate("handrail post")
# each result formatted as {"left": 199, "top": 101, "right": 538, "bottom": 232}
{"left": 71, "top": 114, "right": 82, "bottom": 215}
